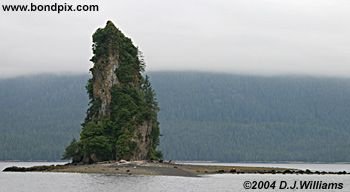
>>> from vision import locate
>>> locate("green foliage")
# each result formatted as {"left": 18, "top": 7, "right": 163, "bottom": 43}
{"left": 86, "top": 78, "right": 93, "bottom": 99}
{"left": 82, "top": 135, "right": 112, "bottom": 161}
{"left": 108, "top": 82, "right": 160, "bottom": 160}
{"left": 138, "top": 51, "right": 146, "bottom": 72}
{"left": 90, "top": 21, "right": 120, "bottom": 63}
{"left": 68, "top": 21, "right": 161, "bottom": 162}
{"left": 80, "top": 121, "right": 113, "bottom": 161}
{"left": 85, "top": 98, "right": 101, "bottom": 122}
{"left": 62, "top": 138, "right": 81, "bottom": 161}
{"left": 142, "top": 76, "right": 161, "bottom": 160}
{"left": 116, "top": 130, "right": 137, "bottom": 160}
{"left": 115, "top": 37, "right": 142, "bottom": 85}
{"left": 149, "top": 148, "right": 163, "bottom": 160}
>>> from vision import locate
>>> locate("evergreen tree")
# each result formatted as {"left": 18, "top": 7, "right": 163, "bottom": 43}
{"left": 64, "top": 21, "right": 161, "bottom": 163}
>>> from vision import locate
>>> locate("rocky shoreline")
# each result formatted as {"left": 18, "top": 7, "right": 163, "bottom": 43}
{"left": 3, "top": 161, "right": 350, "bottom": 177}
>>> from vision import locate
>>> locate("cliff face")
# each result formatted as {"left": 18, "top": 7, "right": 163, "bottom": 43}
{"left": 64, "top": 21, "right": 161, "bottom": 163}
{"left": 91, "top": 51, "right": 119, "bottom": 118}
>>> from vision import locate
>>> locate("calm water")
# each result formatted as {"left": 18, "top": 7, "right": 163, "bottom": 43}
{"left": 1, "top": 162, "right": 350, "bottom": 192}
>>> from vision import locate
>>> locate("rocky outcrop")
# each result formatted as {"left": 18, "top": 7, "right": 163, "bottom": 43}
{"left": 64, "top": 21, "right": 161, "bottom": 163}
{"left": 131, "top": 121, "right": 153, "bottom": 160}
{"left": 91, "top": 53, "right": 119, "bottom": 118}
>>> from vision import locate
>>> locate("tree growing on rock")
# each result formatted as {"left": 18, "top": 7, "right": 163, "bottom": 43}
{"left": 63, "top": 21, "right": 161, "bottom": 163}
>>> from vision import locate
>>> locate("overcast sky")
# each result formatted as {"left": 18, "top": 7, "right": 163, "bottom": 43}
{"left": 1, "top": 0, "right": 350, "bottom": 78}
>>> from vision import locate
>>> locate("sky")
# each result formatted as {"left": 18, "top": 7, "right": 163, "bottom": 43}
{"left": 1, "top": 0, "right": 350, "bottom": 78}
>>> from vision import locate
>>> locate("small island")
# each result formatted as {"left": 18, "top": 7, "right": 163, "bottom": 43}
{"left": 63, "top": 20, "right": 161, "bottom": 163}
{"left": 1, "top": 160, "right": 290, "bottom": 177}
{"left": 3, "top": 21, "right": 350, "bottom": 177}
{"left": 4, "top": 160, "right": 350, "bottom": 176}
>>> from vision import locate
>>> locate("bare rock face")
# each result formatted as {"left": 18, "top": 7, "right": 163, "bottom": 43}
{"left": 131, "top": 121, "right": 153, "bottom": 160}
{"left": 91, "top": 53, "right": 119, "bottom": 118}
{"left": 64, "top": 21, "right": 161, "bottom": 163}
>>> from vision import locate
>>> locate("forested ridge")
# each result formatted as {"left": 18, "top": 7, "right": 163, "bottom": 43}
{"left": 1, "top": 72, "right": 350, "bottom": 162}
{"left": 0, "top": 75, "right": 88, "bottom": 160}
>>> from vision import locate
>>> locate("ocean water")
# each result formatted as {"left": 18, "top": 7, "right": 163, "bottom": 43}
{"left": 1, "top": 162, "right": 350, "bottom": 192}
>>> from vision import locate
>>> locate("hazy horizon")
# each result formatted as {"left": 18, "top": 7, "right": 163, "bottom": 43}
{"left": 2, "top": 70, "right": 350, "bottom": 81}
{"left": 1, "top": 0, "right": 350, "bottom": 78}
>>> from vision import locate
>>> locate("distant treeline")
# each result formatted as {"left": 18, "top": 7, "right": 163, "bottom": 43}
{"left": 1, "top": 72, "right": 350, "bottom": 162}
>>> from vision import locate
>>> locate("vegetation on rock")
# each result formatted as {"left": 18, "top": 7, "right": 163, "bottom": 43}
{"left": 63, "top": 21, "right": 161, "bottom": 163}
